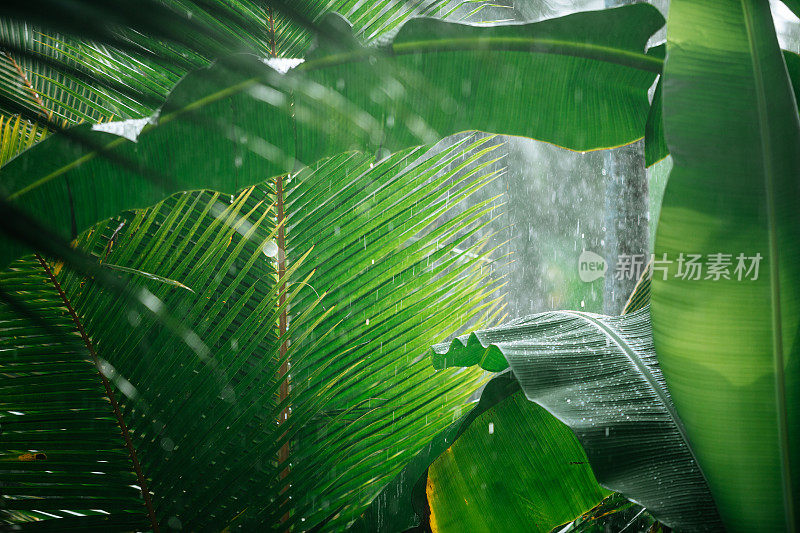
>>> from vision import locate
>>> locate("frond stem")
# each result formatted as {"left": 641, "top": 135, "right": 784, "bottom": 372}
{"left": 3, "top": 51, "right": 52, "bottom": 121}
{"left": 35, "top": 253, "right": 160, "bottom": 532}
{"left": 276, "top": 173, "right": 291, "bottom": 527}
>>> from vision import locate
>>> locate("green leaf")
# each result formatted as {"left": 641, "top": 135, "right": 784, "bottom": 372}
{"left": 784, "top": 50, "right": 800, "bottom": 107}
{"left": 350, "top": 373, "right": 522, "bottom": 533}
{"left": 652, "top": 1, "right": 800, "bottom": 530}
{"left": 0, "top": 257, "right": 148, "bottom": 530}
{"left": 358, "top": 266, "right": 654, "bottom": 533}
{"left": 644, "top": 43, "right": 668, "bottom": 167}
{"left": 425, "top": 388, "right": 608, "bottom": 533}
{"left": 0, "top": 4, "right": 664, "bottom": 270}
{"left": 430, "top": 307, "right": 723, "bottom": 531}
{"left": 264, "top": 135, "right": 505, "bottom": 530}
{"left": 551, "top": 493, "right": 662, "bottom": 533}
{"left": 1, "top": 138, "right": 504, "bottom": 531}
{"left": 0, "top": 114, "right": 46, "bottom": 166}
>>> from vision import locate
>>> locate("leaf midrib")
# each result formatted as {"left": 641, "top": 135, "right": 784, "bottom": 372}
{"left": 559, "top": 310, "right": 703, "bottom": 471}
{"left": 305, "top": 36, "right": 663, "bottom": 73}
{"left": 739, "top": 1, "right": 794, "bottom": 528}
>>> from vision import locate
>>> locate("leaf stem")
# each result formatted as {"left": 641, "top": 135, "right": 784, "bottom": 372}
{"left": 3, "top": 51, "right": 52, "bottom": 120}
{"left": 35, "top": 253, "right": 160, "bottom": 532}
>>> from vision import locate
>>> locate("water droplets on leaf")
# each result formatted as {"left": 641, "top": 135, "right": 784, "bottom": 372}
{"left": 262, "top": 240, "right": 279, "bottom": 258}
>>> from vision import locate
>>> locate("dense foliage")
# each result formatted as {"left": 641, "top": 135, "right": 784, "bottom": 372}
{"left": 0, "top": 1, "right": 798, "bottom": 532}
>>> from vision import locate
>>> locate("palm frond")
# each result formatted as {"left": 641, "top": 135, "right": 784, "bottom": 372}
{"left": 274, "top": 135, "right": 507, "bottom": 529}
{"left": 0, "top": 114, "right": 46, "bottom": 165}
{"left": 0, "top": 256, "right": 148, "bottom": 530}
{"left": 1, "top": 137, "right": 504, "bottom": 531}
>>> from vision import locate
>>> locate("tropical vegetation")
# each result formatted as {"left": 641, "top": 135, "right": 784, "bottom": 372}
{"left": 0, "top": 0, "right": 797, "bottom": 532}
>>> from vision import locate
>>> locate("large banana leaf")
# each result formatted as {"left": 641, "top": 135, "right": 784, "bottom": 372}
{"left": 349, "top": 372, "right": 522, "bottom": 533}
{"left": 430, "top": 306, "right": 723, "bottom": 531}
{"left": 421, "top": 265, "right": 657, "bottom": 533}
{"left": 0, "top": 139, "right": 503, "bottom": 531}
{"left": 0, "top": 4, "right": 664, "bottom": 271}
{"left": 652, "top": 0, "right": 800, "bottom": 530}
{"left": 425, "top": 386, "right": 608, "bottom": 532}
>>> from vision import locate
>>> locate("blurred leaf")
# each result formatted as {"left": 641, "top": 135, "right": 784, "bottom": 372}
{"left": 0, "top": 1, "right": 490, "bottom": 128}
{"left": 0, "top": 4, "right": 664, "bottom": 270}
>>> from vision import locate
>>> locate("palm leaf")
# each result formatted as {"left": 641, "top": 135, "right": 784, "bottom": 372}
{"left": 0, "top": 114, "right": 46, "bottom": 165}
{"left": 242, "top": 135, "right": 506, "bottom": 530}
{"left": 0, "top": 255, "right": 149, "bottom": 530}
{"left": 1, "top": 137, "right": 504, "bottom": 530}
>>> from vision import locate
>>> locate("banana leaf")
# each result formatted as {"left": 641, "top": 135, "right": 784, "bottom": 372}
{"left": 652, "top": 0, "right": 800, "bottom": 530}
{"left": 430, "top": 305, "right": 723, "bottom": 531}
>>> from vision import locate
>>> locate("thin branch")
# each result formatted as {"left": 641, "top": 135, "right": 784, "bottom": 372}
{"left": 3, "top": 50, "right": 52, "bottom": 120}
{"left": 275, "top": 172, "right": 290, "bottom": 526}
{"left": 270, "top": 7, "right": 291, "bottom": 526}
{"left": 35, "top": 253, "right": 160, "bottom": 532}
{"left": 268, "top": 6, "right": 277, "bottom": 59}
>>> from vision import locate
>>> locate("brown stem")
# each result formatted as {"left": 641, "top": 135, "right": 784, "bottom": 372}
{"left": 275, "top": 173, "right": 290, "bottom": 521}
{"left": 268, "top": 7, "right": 277, "bottom": 59}
{"left": 3, "top": 51, "right": 51, "bottom": 120}
{"left": 35, "top": 254, "right": 159, "bottom": 532}
{"left": 268, "top": 6, "right": 290, "bottom": 524}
